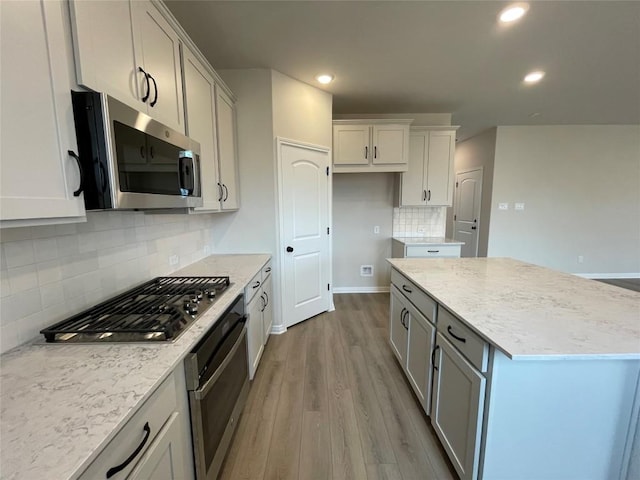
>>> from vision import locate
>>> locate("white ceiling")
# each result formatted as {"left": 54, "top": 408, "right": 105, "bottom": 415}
{"left": 165, "top": 0, "right": 640, "bottom": 140}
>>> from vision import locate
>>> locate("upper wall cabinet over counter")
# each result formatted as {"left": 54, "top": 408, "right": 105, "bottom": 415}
{"left": 397, "top": 126, "right": 458, "bottom": 207}
{"left": 70, "top": 0, "right": 185, "bottom": 133}
{"left": 332, "top": 120, "right": 412, "bottom": 173}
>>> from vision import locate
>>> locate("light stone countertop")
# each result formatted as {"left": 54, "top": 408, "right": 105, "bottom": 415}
{"left": 388, "top": 257, "right": 640, "bottom": 360}
{"left": 0, "top": 254, "right": 270, "bottom": 480}
{"left": 392, "top": 236, "right": 464, "bottom": 245}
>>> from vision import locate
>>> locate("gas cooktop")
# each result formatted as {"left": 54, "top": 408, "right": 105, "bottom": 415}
{"left": 40, "top": 276, "right": 230, "bottom": 343}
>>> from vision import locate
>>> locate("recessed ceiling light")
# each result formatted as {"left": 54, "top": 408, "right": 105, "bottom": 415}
{"left": 316, "top": 74, "right": 334, "bottom": 85}
{"left": 524, "top": 70, "right": 545, "bottom": 84}
{"left": 499, "top": 3, "right": 529, "bottom": 23}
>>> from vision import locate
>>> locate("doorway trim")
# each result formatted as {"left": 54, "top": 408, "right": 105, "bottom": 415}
{"left": 453, "top": 166, "right": 483, "bottom": 258}
{"left": 275, "top": 137, "right": 333, "bottom": 333}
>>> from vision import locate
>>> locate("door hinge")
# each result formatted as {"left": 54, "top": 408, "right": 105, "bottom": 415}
{"left": 454, "top": 214, "right": 457, "bottom": 220}
{"left": 326, "top": 166, "right": 329, "bottom": 176}
{"left": 327, "top": 283, "right": 330, "bottom": 291}
{"left": 327, "top": 227, "right": 330, "bottom": 235}
{"left": 455, "top": 181, "right": 458, "bottom": 188}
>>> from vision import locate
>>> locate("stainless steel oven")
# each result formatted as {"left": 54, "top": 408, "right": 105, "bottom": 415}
{"left": 184, "top": 295, "right": 249, "bottom": 480}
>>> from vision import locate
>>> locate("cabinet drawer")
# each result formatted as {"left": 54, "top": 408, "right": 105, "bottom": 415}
{"left": 438, "top": 307, "right": 488, "bottom": 372}
{"left": 405, "top": 245, "right": 461, "bottom": 258}
{"left": 391, "top": 269, "right": 436, "bottom": 323}
{"left": 244, "top": 270, "right": 262, "bottom": 303}
{"left": 261, "top": 260, "right": 272, "bottom": 280}
{"left": 78, "top": 373, "right": 177, "bottom": 480}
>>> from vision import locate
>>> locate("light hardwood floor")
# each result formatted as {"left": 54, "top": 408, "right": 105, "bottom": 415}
{"left": 219, "top": 293, "right": 457, "bottom": 480}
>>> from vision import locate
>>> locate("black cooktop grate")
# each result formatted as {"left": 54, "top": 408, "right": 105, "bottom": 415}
{"left": 40, "top": 276, "right": 230, "bottom": 343}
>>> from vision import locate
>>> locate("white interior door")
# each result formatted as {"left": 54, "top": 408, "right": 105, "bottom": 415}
{"left": 453, "top": 168, "right": 482, "bottom": 257}
{"left": 278, "top": 140, "right": 330, "bottom": 328}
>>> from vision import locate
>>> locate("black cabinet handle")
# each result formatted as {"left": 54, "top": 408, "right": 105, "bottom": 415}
{"left": 471, "top": 226, "right": 477, "bottom": 230}
{"left": 374, "top": 145, "right": 377, "bottom": 159}
{"left": 149, "top": 74, "right": 158, "bottom": 107}
{"left": 68, "top": 150, "right": 84, "bottom": 197}
{"left": 399, "top": 307, "right": 406, "bottom": 328}
{"left": 402, "top": 310, "right": 409, "bottom": 330}
{"left": 402, "top": 285, "right": 412, "bottom": 294}
{"left": 264, "top": 291, "right": 269, "bottom": 306}
{"left": 260, "top": 294, "right": 266, "bottom": 312}
{"left": 364, "top": 145, "right": 368, "bottom": 159}
{"left": 427, "top": 250, "right": 440, "bottom": 253}
{"left": 447, "top": 325, "right": 467, "bottom": 343}
{"left": 431, "top": 345, "right": 440, "bottom": 370}
{"left": 286, "top": 246, "right": 294, "bottom": 253}
{"left": 138, "top": 67, "right": 150, "bottom": 103}
{"left": 217, "top": 182, "right": 223, "bottom": 202}
{"left": 427, "top": 190, "right": 431, "bottom": 201}
{"left": 222, "top": 184, "right": 229, "bottom": 201}
{"left": 98, "top": 162, "right": 108, "bottom": 193}
{"left": 422, "top": 190, "right": 427, "bottom": 202}
{"left": 106, "top": 422, "right": 151, "bottom": 478}
{"left": 252, "top": 281, "right": 261, "bottom": 289}
{"left": 265, "top": 267, "right": 271, "bottom": 273}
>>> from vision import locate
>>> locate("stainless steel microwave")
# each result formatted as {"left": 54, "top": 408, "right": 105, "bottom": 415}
{"left": 71, "top": 91, "right": 202, "bottom": 210}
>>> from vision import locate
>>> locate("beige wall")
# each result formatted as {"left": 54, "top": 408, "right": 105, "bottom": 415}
{"left": 333, "top": 173, "right": 394, "bottom": 291}
{"left": 488, "top": 125, "right": 640, "bottom": 275}
{"left": 446, "top": 127, "right": 496, "bottom": 256}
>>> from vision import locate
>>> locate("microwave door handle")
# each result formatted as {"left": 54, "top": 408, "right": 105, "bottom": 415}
{"left": 194, "top": 326, "right": 246, "bottom": 400}
{"left": 179, "top": 155, "right": 195, "bottom": 195}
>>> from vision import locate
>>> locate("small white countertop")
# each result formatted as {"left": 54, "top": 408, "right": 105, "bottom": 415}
{"left": 392, "top": 236, "right": 464, "bottom": 246}
{"left": 0, "top": 254, "right": 270, "bottom": 480}
{"left": 387, "top": 257, "right": 640, "bottom": 360}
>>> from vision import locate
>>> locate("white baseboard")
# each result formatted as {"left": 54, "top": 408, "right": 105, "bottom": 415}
{"left": 574, "top": 273, "right": 640, "bottom": 279}
{"left": 270, "top": 324, "right": 287, "bottom": 335}
{"left": 333, "top": 286, "right": 390, "bottom": 294}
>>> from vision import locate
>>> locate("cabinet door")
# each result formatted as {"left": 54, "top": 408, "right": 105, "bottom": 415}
{"left": 215, "top": 86, "right": 240, "bottom": 210}
{"left": 372, "top": 124, "right": 408, "bottom": 165}
{"left": 183, "top": 47, "right": 220, "bottom": 212}
{"left": 431, "top": 333, "right": 486, "bottom": 480}
{"left": 262, "top": 274, "right": 274, "bottom": 345}
{"left": 127, "top": 412, "right": 188, "bottom": 480}
{"left": 69, "top": 0, "right": 141, "bottom": 111}
{"left": 1, "top": 0, "right": 86, "bottom": 223}
{"left": 389, "top": 286, "right": 408, "bottom": 365}
{"left": 406, "top": 304, "right": 436, "bottom": 414}
{"left": 400, "top": 131, "right": 428, "bottom": 206}
{"left": 426, "top": 130, "right": 456, "bottom": 206}
{"left": 246, "top": 293, "right": 265, "bottom": 380}
{"left": 333, "top": 125, "right": 370, "bottom": 165}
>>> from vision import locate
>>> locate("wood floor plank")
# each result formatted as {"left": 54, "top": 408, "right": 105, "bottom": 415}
{"left": 303, "top": 319, "right": 328, "bottom": 412}
{"left": 324, "top": 314, "right": 350, "bottom": 396}
{"left": 299, "top": 411, "right": 332, "bottom": 480}
{"left": 328, "top": 388, "right": 368, "bottom": 480}
{"left": 366, "top": 464, "right": 403, "bottom": 480}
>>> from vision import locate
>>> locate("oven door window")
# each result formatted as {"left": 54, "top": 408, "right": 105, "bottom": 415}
{"left": 114, "top": 121, "right": 185, "bottom": 196}
{"left": 199, "top": 333, "right": 248, "bottom": 471}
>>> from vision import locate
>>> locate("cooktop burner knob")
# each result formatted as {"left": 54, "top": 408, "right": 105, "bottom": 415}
{"left": 205, "top": 289, "right": 215, "bottom": 300}
{"left": 195, "top": 290, "right": 203, "bottom": 301}
{"left": 184, "top": 302, "right": 198, "bottom": 315}
{"left": 190, "top": 295, "right": 200, "bottom": 304}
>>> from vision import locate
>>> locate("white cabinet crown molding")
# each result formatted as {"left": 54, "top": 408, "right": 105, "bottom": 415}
{"left": 333, "top": 119, "right": 414, "bottom": 125}
{"left": 410, "top": 125, "right": 460, "bottom": 131}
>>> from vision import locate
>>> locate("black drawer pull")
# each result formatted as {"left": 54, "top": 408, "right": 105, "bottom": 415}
{"left": 427, "top": 250, "right": 440, "bottom": 253}
{"left": 252, "top": 281, "right": 261, "bottom": 289}
{"left": 447, "top": 325, "right": 466, "bottom": 343}
{"left": 402, "top": 285, "right": 412, "bottom": 294}
{"left": 431, "top": 345, "right": 440, "bottom": 370}
{"left": 106, "top": 422, "right": 151, "bottom": 478}
{"left": 265, "top": 267, "right": 271, "bottom": 273}
{"left": 399, "top": 307, "right": 406, "bottom": 328}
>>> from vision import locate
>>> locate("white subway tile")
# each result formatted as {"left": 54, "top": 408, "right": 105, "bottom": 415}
{"left": 55, "top": 223, "right": 78, "bottom": 236}
{"left": 0, "top": 323, "right": 20, "bottom": 353}
{"left": 40, "top": 282, "right": 64, "bottom": 309}
{"left": 0, "top": 245, "right": 6, "bottom": 271}
{"left": 7, "top": 265, "right": 38, "bottom": 293}
{"left": 37, "top": 259, "right": 62, "bottom": 285}
{"left": 78, "top": 232, "right": 97, "bottom": 253}
{"left": 33, "top": 238, "right": 58, "bottom": 263}
{"left": 61, "top": 252, "right": 99, "bottom": 279}
{"left": 3, "top": 240, "right": 35, "bottom": 268}
{"left": 0, "top": 227, "right": 32, "bottom": 242}
{"left": 0, "top": 288, "right": 42, "bottom": 326}
{"left": 1, "top": 274, "right": 10, "bottom": 298}
{"left": 56, "top": 235, "right": 79, "bottom": 257}
{"left": 30, "top": 225, "right": 59, "bottom": 239}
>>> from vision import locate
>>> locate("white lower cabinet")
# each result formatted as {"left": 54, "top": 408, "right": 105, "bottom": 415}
{"left": 431, "top": 333, "right": 486, "bottom": 480}
{"left": 1, "top": 0, "right": 86, "bottom": 225}
{"left": 389, "top": 284, "right": 436, "bottom": 414}
{"left": 77, "top": 370, "right": 191, "bottom": 480}
{"left": 245, "top": 260, "right": 273, "bottom": 379}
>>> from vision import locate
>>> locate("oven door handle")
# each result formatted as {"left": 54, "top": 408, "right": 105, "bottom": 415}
{"left": 194, "top": 326, "right": 247, "bottom": 400}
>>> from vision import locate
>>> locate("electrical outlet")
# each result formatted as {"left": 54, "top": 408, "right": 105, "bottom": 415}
{"left": 515, "top": 203, "right": 525, "bottom": 211}
{"left": 417, "top": 227, "right": 425, "bottom": 233}
{"left": 169, "top": 254, "right": 179, "bottom": 266}
{"left": 360, "top": 265, "right": 373, "bottom": 277}
{"left": 498, "top": 202, "right": 509, "bottom": 210}
{"left": 373, "top": 226, "right": 380, "bottom": 234}
{"left": 578, "top": 255, "right": 584, "bottom": 264}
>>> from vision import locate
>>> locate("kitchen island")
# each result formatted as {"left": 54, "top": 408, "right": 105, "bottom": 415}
{"left": 0, "top": 254, "right": 270, "bottom": 480}
{"left": 388, "top": 257, "right": 640, "bottom": 480}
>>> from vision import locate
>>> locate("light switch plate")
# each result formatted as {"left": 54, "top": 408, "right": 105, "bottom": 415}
{"left": 515, "top": 203, "right": 525, "bottom": 211}
{"left": 498, "top": 203, "right": 509, "bottom": 210}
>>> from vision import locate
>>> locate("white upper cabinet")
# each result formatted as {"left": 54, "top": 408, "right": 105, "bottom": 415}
{"left": 333, "top": 120, "right": 412, "bottom": 173}
{"left": 70, "top": 0, "right": 185, "bottom": 133}
{"left": 1, "top": 0, "right": 86, "bottom": 225}
{"left": 398, "top": 127, "right": 458, "bottom": 207}
{"left": 182, "top": 46, "right": 220, "bottom": 212}
{"left": 215, "top": 86, "right": 240, "bottom": 211}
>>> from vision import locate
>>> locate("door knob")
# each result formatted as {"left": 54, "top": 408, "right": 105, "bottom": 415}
{"left": 286, "top": 246, "right": 294, "bottom": 252}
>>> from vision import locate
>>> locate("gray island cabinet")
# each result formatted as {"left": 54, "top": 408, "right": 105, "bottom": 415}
{"left": 388, "top": 257, "right": 640, "bottom": 480}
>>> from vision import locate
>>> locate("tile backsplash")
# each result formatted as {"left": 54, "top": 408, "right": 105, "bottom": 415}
{"left": 392, "top": 206, "right": 446, "bottom": 237}
{"left": 0, "top": 211, "right": 217, "bottom": 354}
